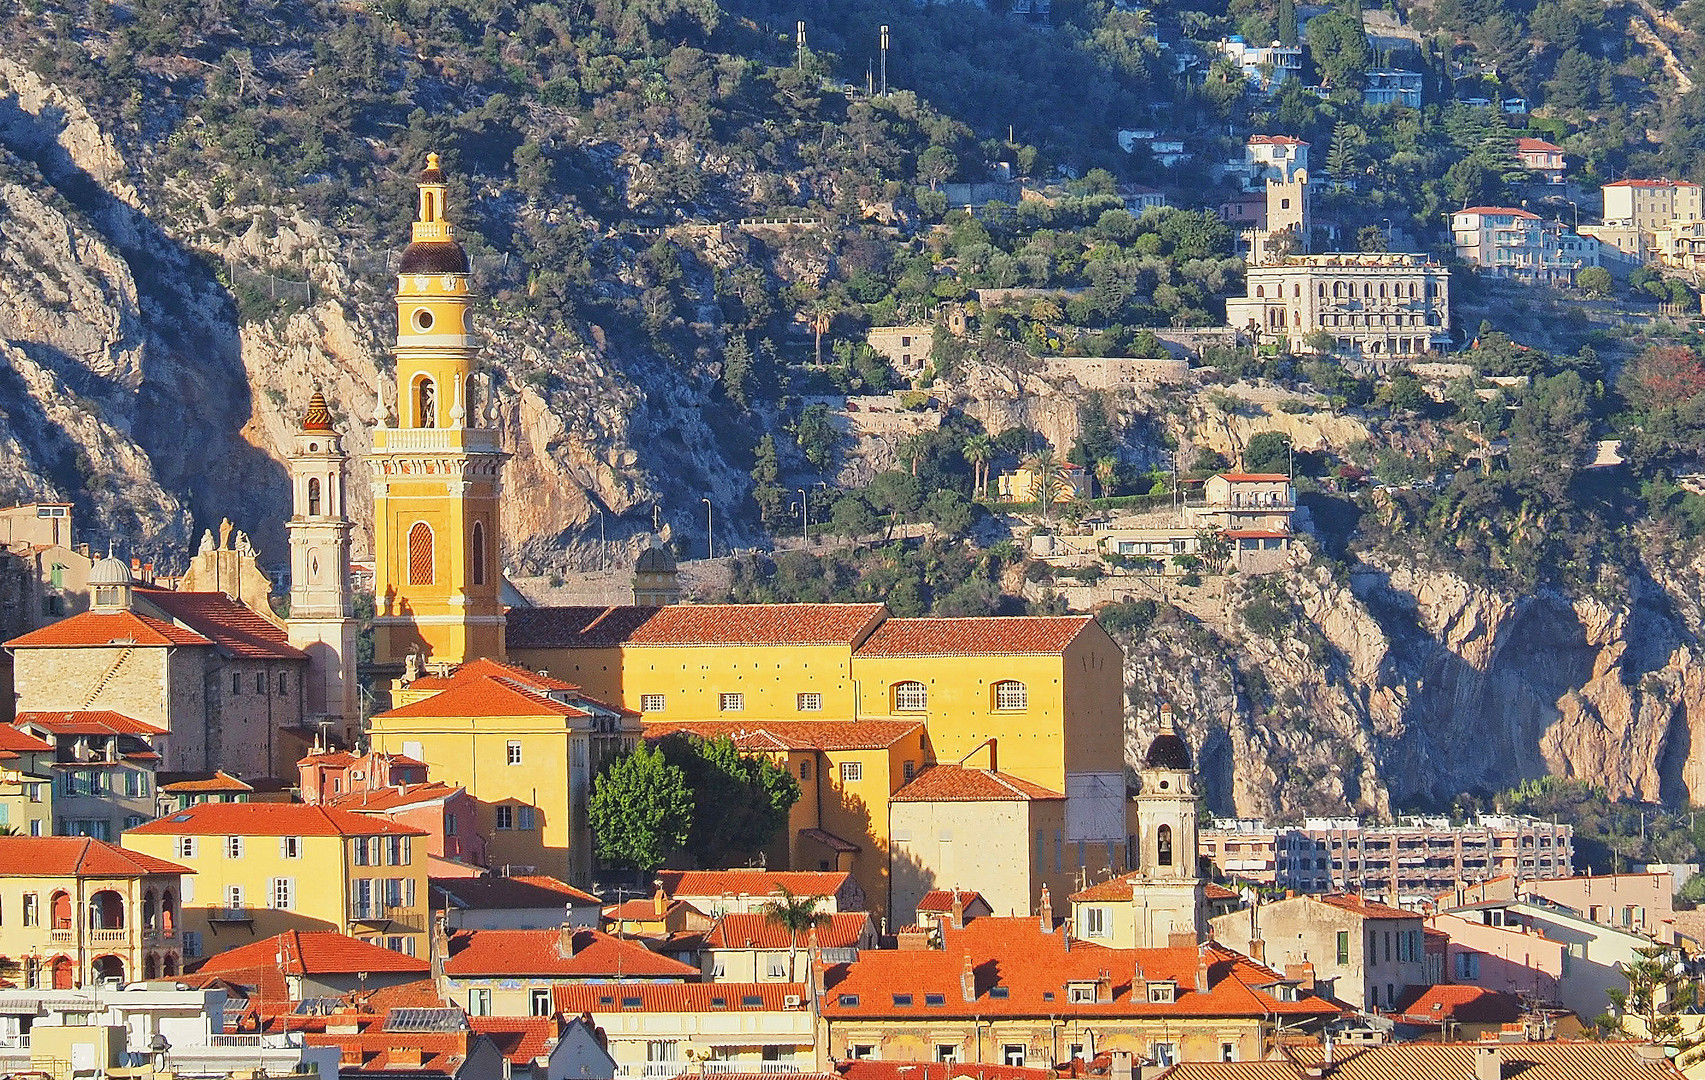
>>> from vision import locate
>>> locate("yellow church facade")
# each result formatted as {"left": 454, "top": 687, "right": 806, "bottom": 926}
{"left": 362, "top": 158, "right": 1136, "bottom": 917}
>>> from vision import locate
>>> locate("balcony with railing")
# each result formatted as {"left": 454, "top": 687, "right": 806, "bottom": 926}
{"left": 373, "top": 427, "right": 501, "bottom": 454}
{"left": 211, "top": 906, "right": 254, "bottom": 923}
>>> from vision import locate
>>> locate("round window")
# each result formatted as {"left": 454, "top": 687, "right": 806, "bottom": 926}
{"left": 1159, "top": 780, "right": 1170, "bottom": 790}
{"left": 413, "top": 308, "right": 435, "bottom": 331}
{"left": 307, "top": 442, "right": 318, "bottom": 452}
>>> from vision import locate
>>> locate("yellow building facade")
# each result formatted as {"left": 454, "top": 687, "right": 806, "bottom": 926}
{"left": 369, "top": 154, "right": 506, "bottom": 670}
{"left": 122, "top": 802, "right": 430, "bottom": 961}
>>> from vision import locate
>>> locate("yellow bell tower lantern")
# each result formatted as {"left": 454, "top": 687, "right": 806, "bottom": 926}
{"left": 368, "top": 153, "right": 508, "bottom": 671}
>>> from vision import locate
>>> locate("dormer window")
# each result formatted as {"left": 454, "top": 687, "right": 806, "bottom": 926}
{"left": 1067, "top": 982, "right": 1097, "bottom": 1004}
{"left": 1146, "top": 981, "right": 1177, "bottom": 1003}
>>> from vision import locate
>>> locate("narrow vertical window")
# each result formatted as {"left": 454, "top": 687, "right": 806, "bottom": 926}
{"left": 1157, "top": 824, "right": 1174, "bottom": 867}
{"left": 408, "top": 523, "right": 434, "bottom": 585}
{"left": 416, "top": 377, "right": 437, "bottom": 428}
{"left": 307, "top": 478, "right": 322, "bottom": 517}
{"left": 471, "top": 521, "right": 486, "bottom": 586}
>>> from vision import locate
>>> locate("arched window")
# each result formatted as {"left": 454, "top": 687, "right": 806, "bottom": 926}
{"left": 161, "top": 891, "right": 176, "bottom": 933}
{"left": 993, "top": 680, "right": 1027, "bottom": 710}
{"left": 408, "top": 523, "right": 435, "bottom": 585}
{"left": 415, "top": 376, "right": 437, "bottom": 428}
{"left": 893, "top": 681, "right": 927, "bottom": 712}
{"left": 1157, "top": 824, "right": 1174, "bottom": 867}
{"left": 50, "top": 891, "right": 71, "bottom": 930}
{"left": 163, "top": 954, "right": 179, "bottom": 977}
{"left": 142, "top": 891, "right": 157, "bottom": 932}
{"left": 307, "top": 477, "right": 321, "bottom": 517}
{"left": 1255, "top": 285, "right": 1264, "bottom": 298}
{"left": 144, "top": 955, "right": 158, "bottom": 980}
{"left": 471, "top": 521, "right": 487, "bottom": 587}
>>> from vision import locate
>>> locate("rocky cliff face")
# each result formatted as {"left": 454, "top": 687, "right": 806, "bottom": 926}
{"left": 1122, "top": 546, "right": 1705, "bottom": 818}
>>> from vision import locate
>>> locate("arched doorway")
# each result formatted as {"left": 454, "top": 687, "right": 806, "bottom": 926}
{"left": 91, "top": 955, "right": 124, "bottom": 983}
{"left": 162, "top": 954, "right": 179, "bottom": 977}
{"left": 49, "top": 955, "right": 74, "bottom": 990}
{"left": 144, "top": 955, "right": 158, "bottom": 980}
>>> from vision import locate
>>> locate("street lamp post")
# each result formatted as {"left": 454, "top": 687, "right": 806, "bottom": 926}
{"left": 797, "top": 488, "right": 810, "bottom": 544}
{"left": 595, "top": 508, "right": 605, "bottom": 571}
{"left": 701, "top": 498, "right": 713, "bottom": 559}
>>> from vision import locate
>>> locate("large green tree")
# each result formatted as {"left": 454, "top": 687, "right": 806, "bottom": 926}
{"left": 658, "top": 734, "right": 800, "bottom": 866}
{"left": 588, "top": 744, "right": 694, "bottom": 871}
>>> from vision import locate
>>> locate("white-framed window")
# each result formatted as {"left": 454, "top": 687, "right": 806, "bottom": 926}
{"left": 994, "top": 680, "right": 1027, "bottom": 710}
{"left": 225, "top": 836, "right": 244, "bottom": 859}
{"left": 271, "top": 877, "right": 295, "bottom": 910}
{"left": 1003, "top": 1046, "right": 1026, "bottom": 1067}
{"left": 719, "top": 693, "right": 745, "bottom": 712}
{"left": 1151, "top": 1043, "right": 1177, "bottom": 1067}
{"left": 226, "top": 885, "right": 245, "bottom": 910}
{"left": 840, "top": 761, "right": 863, "bottom": 783}
{"left": 893, "top": 681, "right": 927, "bottom": 711}
{"left": 280, "top": 836, "right": 302, "bottom": 859}
{"left": 531, "top": 988, "right": 553, "bottom": 1016}
{"left": 506, "top": 741, "right": 523, "bottom": 766}
{"left": 518, "top": 806, "right": 536, "bottom": 830}
{"left": 468, "top": 988, "right": 491, "bottom": 1017}
{"left": 1455, "top": 951, "right": 1481, "bottom": 980}
{"left": 641, "top": 694, "right": 666, "bottom": 713}
{"left": 1067, "top": 982, "right": 1096, "bottom": 1004}
{"left": 176, "top": 837, "right": 197, "bottom": 859}
{"left": 767, "top": 959, "right": 789, "bottom": 978}
{"left": 1147, "top": 981, "right": 1177, "bottom": 1003}
{"left": 1083, "top": 906, "right": 1108, "bottom": 938}
{"left": 495, "top": 806, "right": 514, "bottom": 830}
{"left": 797, "top": 692, "right": 822, "bottom": 711}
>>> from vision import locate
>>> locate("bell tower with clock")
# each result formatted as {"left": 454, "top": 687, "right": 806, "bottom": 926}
{"left": 367, "top": 153, "right": 508, "bottom": 671}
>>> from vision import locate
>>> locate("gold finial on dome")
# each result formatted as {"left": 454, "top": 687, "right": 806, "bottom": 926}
{"left": 302, "top": 391, "right": 335, "bottom": 432}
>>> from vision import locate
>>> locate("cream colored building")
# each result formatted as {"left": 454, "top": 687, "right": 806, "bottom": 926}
{"left": 0, "top": 503, "right": 92, "bottom": 626}
{"left": 1225, "top": 253, "right": 1450, "bottom": 360}
{"left": 552, "top": 983, "right": 816, "bottom": 1077}
{"left": 123, "top": 801, "right": 430, "bottom": 961}
{"left": 0, "top": 725, "right": 54, "bottom": 837}
{"left": 0, "top": 836, "right": 191, "bottom": 987}
{"left": 1209, "top": 893, "right": 1425, "bottom": 1012}
{"left": 1604, "top": 179, "right": 1704, "bottom": 233}
{"left": 867, "top": 325, "right": 935, "bottom": 378}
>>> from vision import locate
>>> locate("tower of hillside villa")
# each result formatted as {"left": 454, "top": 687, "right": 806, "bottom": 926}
{"left": 285, "top": 391, "right": 361, "bottom": 739}
{"left": 368, "top": 154, "right": 508, "bottom": 671}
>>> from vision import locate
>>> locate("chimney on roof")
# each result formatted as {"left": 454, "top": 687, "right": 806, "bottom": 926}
{"left": 653, "top": 885, "right": 667, "bottom": 918}
{"left": 1472, "top": 1044, "right": 1502, "bottom": 1080}
{"left": 951, "top": 891, "right": 965, "bottom": 931}
{"left": 1194, "top": 950, "right": 1211, "bottom": 993}
{"left": 1039, "top": 884, "right": 1053, "bottom": 932}
{"left": 1168, "top": 930, "right": 1199, "bottom": 949}
{"left": 1096, "top": 968, "right": 1112, "bottom": 1003}
{"left": 1249, "top": 938, "right": 1265, "bottom": 963}
{"left": 961, "top": 954, "right": 977, "bottom": 1003}
{"left": 558, "top": 921, "right": 577, "bottom": 960}
{"left": 1284, "top": 961, "right": 1315, "bottom": 991}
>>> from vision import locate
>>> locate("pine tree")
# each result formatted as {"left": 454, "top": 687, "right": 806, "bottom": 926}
{"left": 1277, "top": 0, "right": 1299, "bottom": 46}
{"left": 751, "top": 434, "right": 785, "bottom": 526}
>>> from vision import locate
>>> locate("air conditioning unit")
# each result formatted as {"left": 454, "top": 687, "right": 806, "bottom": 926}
{"left": 784, "top": 995, "right": 802, "bottom": 1008}
{"left": 351, "top": 770, "right": 366, "bottom": 780}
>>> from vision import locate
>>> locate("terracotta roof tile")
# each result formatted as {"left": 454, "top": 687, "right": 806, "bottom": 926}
{"left": 838, "top": 1064, "right": 1058, "bottom": 1080}
{"left": 135, "top": 586, "right": 307, "bottom": 660}
{"left": 1391, "top": 984, "right": 1524, "bottom": 1026}
{"left": 469, "top": 1016, "right": 558, "bottom": 1067}
{"left": 1261, "top": 1041, "right": 1685, "bottom": 1080}
{"left": 0, "top": 836, "right": 190, "bottom": 878}
{"left": 160, "top": 770, "right": 254, "bottom": 793}
{"left": 15, "top": 710, "right": 167, "bottom": 736}
{"left": 1205, "top": 883, "right": 1238, "bottom": 901}
{"left": 1319, "top": 894, "right": 1417, "bottom": 920}
{"left": 197, "top": 931, "right": 430, "bottom": 977}
{"left": 1515, "top": 137, "right": 1565, "bottom": 152}
{"left": 1455, "top": 206, "right": 1541, "bottom": 219}
{"left": 126, "top": 801, "right": 427, "bottom": 837}
{"left": 406, "top": 656, "right": 581, "bottom": 694}
{"left": 605, "top": 897, "right": 700, "bottom": 921}
{"left": 512, "top": 875, "right": 603, "bottom": 904}
{"left": 432, "top": 876, "right": 600, "bottom": 912}
{"left": 0, "top": 726, "right": 54, "bottom": 755}
{"left": 5, "top": 609, "right": 211, "bottom": 649}
{"left": 505, "top": 605, "right": 665, "bottom": 649}
{"left": 855, "top": 616, "right": 1093, "bottom": 657}
{"left": 1604, "top": 178, "right": 1700, "bottom": 187}
{"left": 821, "top": 917, "right": 1339, "bottom": 1022}
{"left": 628, "top": 604, "right": 887, "bottom": 646}
{"left": 552, "top": 982, "right": 807, "bottom": 1014}
{"left": 705, "top": 912, "right": 872, "bottom": 950}
{"left": 443, "top": 928, "right": 699, "bottom": 978}
{"left": 377, "top": 674, "right": 594, "bottom": 721}
{"left": 644, "top": 719, "right": 922, "bottom": 752}
{"left": 915, "top": 890, "right": 988, "bottom": 914}
{"left": 658, "top": 869, "right": 851, "bottom": 899}
{"left": 892, "top": 766, "right": 1064, "bottom": 802}
{"left": 328, "top": 782, "right": 462, "bottom": 812}
{"left": 1069, "top": 873, "right": 1140, "bottom": 902}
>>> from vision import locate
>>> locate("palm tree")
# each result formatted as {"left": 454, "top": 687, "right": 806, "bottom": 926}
{"left": 1025, "top": 449, "right": 1064, "bottom": 520}
{"left": 761, "top": 886, "right": 829, "bottom": 979}
{"left": 1094, "top": 456, "right": 1119, "bottom": 499}
{"left": 898, "top": 433, "right": 929, "bottom": 477}
{"left": 805, "top": 299, "right": 836, "bottom": 366}
{"left": 964, "top": 434, "right": 994, "bottom": 497}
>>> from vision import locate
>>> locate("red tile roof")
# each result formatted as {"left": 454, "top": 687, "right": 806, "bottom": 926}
{"left": 605, "top": 897, "right": 700, "bottom": 921}
{"left": 915, "top": 889, "right": 988, "bottom": 914}
{"left": 552, "top": 982, "right": 808, "bottom": 1014}
{"left": 126, "top": 801, "right": 427, "bottom": 837}
{"left": 15, "top": 710, "right": 166, "bottom": 736}
{"left": 1515, "top": 137, "right": 1565, "bottom": 153}
{"left": 1391, "top": 983, "right": 1524, "bottom": 1026}
{"left": 1319, "top": 894, "right": 1417, "bottom": 920}
{"left": 442, "top": 928, "right": 699, "bottom": 978}
{"left": 1205, "top": 883, "right": 1238, "bottom": 901}
{"left": 1455, "top": 206, "right": 1541, "bottom": 219}
{"left": 432, "top": 875, "right": 602, "bottom": 911}
{"left": 505, "top": 605, "right": 667, "bottom": 649}
{"left": 821, "top": 917, "right": 1340, "bottom": 1022}
{"left": 160, "top": 770, "right": 254, "bottom": 793}
{"left": 1223, "top": 530, "right": 1291, "bottom": 539}
{"left": 1070, "top": 873, "right": 1142, "bottom": 902}
{"left": 855, "top": 616, "right": 1093, "bottom": 657}
{"left": 406, "top": 656, "right": 581, "bottom": 694}
{"left": 659, "top": 869, "right": 852, "bottom": 899}
{"left": 1213, "top": 472, "right": 1291, "bottom": 483}
{"left": 838, "top": 1064, "right": 1059, "bottom": 1080}
{"left": 5, "top": 609, "right": 211, "bottom": 649}
{"left": 304, "top": 1029, "right": 477, "bottom": 1077}
{"left": 0, "top": 836, "right": 190, "bottom": 878}
{"left": 1604, "top": 178, "right": 1700, "bottom": 188}
{"left": 197, "top": 931, "right": 430, "bottom": 977}
{"left": 1165, "top": 1041, "right": 1686, "bottom": 1080}
{"left": 135, "top": 586, "right": 307, "bottom": 660}
{"left": 893, "top": 766, "right": 1064, "bottom": 802}
{"left": 705, "top": 912, "right": 872, "bottom": 950}
{"left": 628, "top": 604, "right": 887, "bottom": 646}
{"left": 1248, "top": 135, "right": 1308, "bottom": 146}
{"left": 512, "top": 875, "right": 604, "bottom": 905}
{"left": 378, "top": 674, "right": 593, "bottom": 721}
{"left": 643, "top": 719, "right": 922, "bottom": 752}
{"left": 328, "top": 781, "right": 463, "bottom": 812}
{"left": 0, "top": 726, "right": 54, "bottom": 756}
{"left": 469, "top": 1017, "right": 558, "bottom": 1067}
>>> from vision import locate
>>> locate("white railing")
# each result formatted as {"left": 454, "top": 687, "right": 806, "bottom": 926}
{"left": 0, "top": 1035, "right": 30, "bottom": 1048}
{"left": 616, "top": 1064, "right": 688, "bottom": 1078}
{"left": 89, "top": 929, "right": 129, "bottom": 943}
{"left": 376, "top": 427, "right": 501, "bottom": 453}
{"left": 208, "top": 1035, "right": 266, "bottom": 1048}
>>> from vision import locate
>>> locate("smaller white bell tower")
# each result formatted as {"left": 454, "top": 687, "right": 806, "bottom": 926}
{"left": 286, "top": 391, "right": 360, "bottom": 737}
{"left": 1131, "top": 703, "right": 1205, "bottom": 946}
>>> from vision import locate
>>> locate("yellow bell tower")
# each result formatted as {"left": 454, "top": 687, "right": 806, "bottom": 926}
{"left": 368, "top": 153, "right": 507, "bottom": 671}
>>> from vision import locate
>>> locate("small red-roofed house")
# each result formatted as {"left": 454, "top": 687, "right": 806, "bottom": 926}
{"left": 700, "top": 910, "right": 877, "bottom": 981}
{"left": 1515, "top": 137, "right": 1567, "bottom": 183}
{"left": 656, "top": 868, "right": 866, "bottom": 916}
{"left": 821, "top": 916, "right": 1340, "bottom": 1066}
{"left": 471, "top": 1015, "right": 615, "bottom": 1080}
{"left": 443, "top": 926, "right": 699, "bottom": 1017}
{"left": 1390, "top": 983, "right": 1525, "bottom": 1040}
{"left": 915, "top": 889, "right": 993, "bottom": 931}
{"left": 551, "top": 983, "right": 815, "bottom": 1074}
{"left": 1210, "top": 893, "right": 1428, "bottom": 1012}
{"left": 432, "top": 874, "right": 603, "bottom": 930}
{"left": 189, "top": 929, "right": 430, "bottom": 1001}
{"left": 14, "top": 710, "right": 165, "bottom": 841}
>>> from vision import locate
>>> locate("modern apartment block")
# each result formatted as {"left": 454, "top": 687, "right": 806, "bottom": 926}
{"left": 1201, "top": 816, "right": 1573, "bottom": 902}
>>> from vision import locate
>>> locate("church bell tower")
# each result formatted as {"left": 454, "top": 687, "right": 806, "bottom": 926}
{"left": 286, "top": 392, "right": 360, "bottom": 733}
{"left": 368, "top": 153, "right": 507, "bottom": 671}
{"left": 1132, "top": 703, "right": 1206, "bottom": 946}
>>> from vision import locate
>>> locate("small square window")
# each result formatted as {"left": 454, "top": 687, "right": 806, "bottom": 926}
{"left": 719, "top": 693, "right": 745, "bottom": 712}
{"left": 495, "top": 806, "right": 514, "bottom": 830}
{"left": 840, "top": 761, "right": 863, "bottom": 783}
{"left": 892, "top": 994, "right": 913, "bottom": 1006}
{"left": 797, "top": 692, "right": 822, "bottom": 712}
{"left": 641, "top": 694, "right": 666, "bottom": 713}
{"left": 924, "top": 993, "right": 946, "bottom": 1007}
{"left": 838, "top": 995, "right": 860, "bottom": 1007}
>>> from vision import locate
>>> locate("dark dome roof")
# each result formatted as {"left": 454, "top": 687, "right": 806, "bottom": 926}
{"left": 1144, "top": 730, "right": 1192, "bottom": 771}
{"left": 635, "top": 546, "right": 676, "bottom": 573}
{"left": 398, "top": 240, "right": 469, "bottom": 275}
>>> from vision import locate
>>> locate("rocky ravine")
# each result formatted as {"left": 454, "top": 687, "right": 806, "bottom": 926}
{"left": 1121, "top": 548, "right": 1705, "bottom": 819}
